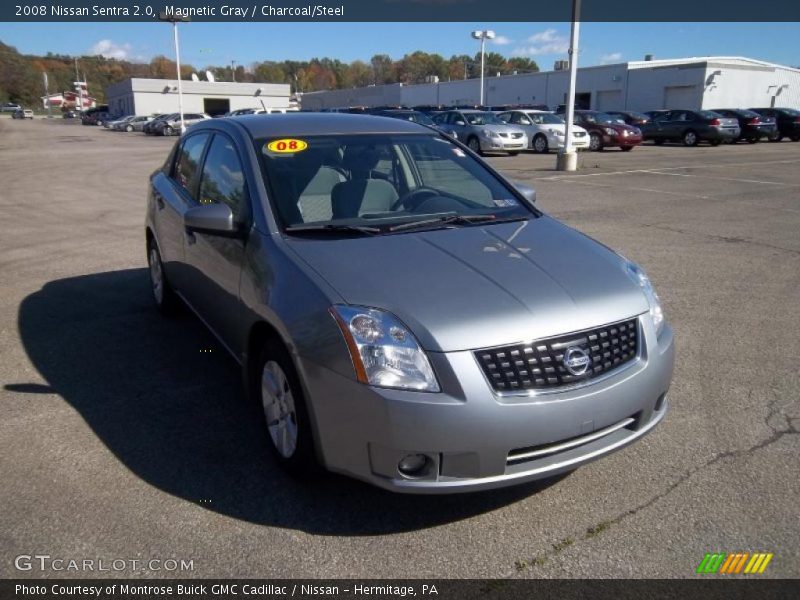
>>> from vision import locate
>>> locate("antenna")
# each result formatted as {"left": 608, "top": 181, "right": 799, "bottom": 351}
{"left": 191, "top": 73, "right": 199, "bottom": 82}
{"left": 205, "top": 70, "right": 215, "bottom": 83}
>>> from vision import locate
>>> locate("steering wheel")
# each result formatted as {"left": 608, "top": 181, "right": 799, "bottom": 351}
{"left": 391, "top": 187, "right": 440, "bottom": 212}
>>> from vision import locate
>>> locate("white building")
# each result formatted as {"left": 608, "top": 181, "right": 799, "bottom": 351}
{"left": 105, "top": 78, "right": 291, "bottom": 117}
{"left": 300, "top": 56, "right": 800, "bottom": 112}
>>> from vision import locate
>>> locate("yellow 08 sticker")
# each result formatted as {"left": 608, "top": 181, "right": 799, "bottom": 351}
{"left": 266, "top": 138, "right": 308, "bottom": 153}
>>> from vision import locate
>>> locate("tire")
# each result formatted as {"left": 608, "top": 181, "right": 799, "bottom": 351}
{"left": 96, "top": 120, "right": 104, "bottom": 127}
{"left": 162, "top": 126, "right": 174, "bottom": 136}
{"left": 147, "top": 241, "right": 180, "bottom": 315}
{"left": 532, "top": 134, "right": 549, "bottom": 153}
{"left": 709, "top": 140, "right": 721, "bottom": 147}
{"left": 620, "top": 146, "right": 634, "bottom": 152}
{"left": 653, "top": 139, "right": 665, "bottom": 146}
{"left": 747, "top": 138, "right": 758, "bottom": 144}
{"left": 683, "top": 130, "right": 699, "bottom": 147}
{"left": 126, "top": 124, "right": 134, "bottom": 132}
{"left": 589, "top": 133, "right": 602, "bottom": 151}
{"left": 467, "top": 136, "right": 484, "bottom": 156}
{"left": 254, "top": 339, "right": 317, "bottom": 475}
{"left": 791, "top": 136, "right": 800, "bottom": 142}
{"left": 768, "top": 131, "right": 782, "bottom": 142}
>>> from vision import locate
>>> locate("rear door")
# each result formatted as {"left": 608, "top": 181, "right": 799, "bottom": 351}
{"left": 182, "top": 132, "right": 251, "bottom": 353}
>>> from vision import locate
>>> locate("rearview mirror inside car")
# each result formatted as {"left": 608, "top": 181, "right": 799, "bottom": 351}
{"left": 513, "top": 182, "right": 537, "bottom": 204}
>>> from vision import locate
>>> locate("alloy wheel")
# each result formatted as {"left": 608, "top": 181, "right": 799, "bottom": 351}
{"left": 261, "top": 361, "right": 298, "bottom": 458}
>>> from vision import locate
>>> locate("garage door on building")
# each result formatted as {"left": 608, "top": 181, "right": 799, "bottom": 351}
{"left": 595, "top": 90, "right": 622, "bottom": 111}
{"left": 663, "top": 85, "right": 697, "bottom": 109}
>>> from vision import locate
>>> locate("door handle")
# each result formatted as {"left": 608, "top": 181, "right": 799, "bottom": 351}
{"left": 155, "top": 194, "right": 165, "bottom": 210}
{"left": 185, "top": 230, "right": 196, "bottom": 245}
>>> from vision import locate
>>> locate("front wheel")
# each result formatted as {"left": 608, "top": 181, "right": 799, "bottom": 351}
{"left": 683, "top": 130, "right": 699, "bottom": 147}
{"left": 467, "top": 137, "right": 484, "bottom": 156}
{"left": 620, "top": 146, "right": 634, "bottom": 152}
{"left": 162, "top": 125, "right": 174, "bottom": 136}
{"left": 589, "top": 133, "right": 602, "bottom": 151}
{"left": 126, "top": 124, "right": 134, "bottom": 132}
{"left": 255, "top": 340, "right": 317, "bottom": 475}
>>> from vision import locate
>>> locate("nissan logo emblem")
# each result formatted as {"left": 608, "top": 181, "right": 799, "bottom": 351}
{"left": 563, "top": 346, "right": 591, "bottom": 376}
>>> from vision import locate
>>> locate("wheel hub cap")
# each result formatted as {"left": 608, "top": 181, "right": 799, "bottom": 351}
{"left": 149, "top": 248, "right": 163, "bottom": 304}
{"left": 261, "top": 361, "right": 297, "bottom": 458}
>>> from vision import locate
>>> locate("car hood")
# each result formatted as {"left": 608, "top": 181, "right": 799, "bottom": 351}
{"left": 475, "top": 124, "right": 526, "bottom": 135}
{"left": 284, "top": 216, "right": 649, "bottom": 352}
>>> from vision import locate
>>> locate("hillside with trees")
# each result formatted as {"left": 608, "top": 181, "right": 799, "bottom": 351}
{"left": 0, "top": 40, "right": 538, "bottom": 109}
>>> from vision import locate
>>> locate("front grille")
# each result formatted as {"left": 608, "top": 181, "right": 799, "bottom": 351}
{"left": 475, "top": 318, "right": 639, "bottom": 393}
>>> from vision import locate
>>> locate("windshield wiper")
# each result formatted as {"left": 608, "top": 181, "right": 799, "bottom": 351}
{"left": 389, "top": 213, "right": 511, "bottom": 232}
{"left": 284, "top": 223, "right": 381, "bottom": 236}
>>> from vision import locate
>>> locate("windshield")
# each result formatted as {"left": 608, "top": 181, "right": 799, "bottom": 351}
{"left": 526, "top": 112, "right": 563, "bottom": 125}
{"left": 257, "top": 134, "right": 535, "bottom": 233}
{"left": 464, "top": 112, "right": 505, "bottom": 125}
{"left": 390, "top": 112, "right": 434, "bottom": 126}
{"left": 591, "top": 112, "right": 619, "bottom": 124}
{"left": 779, "top": 108, "right": 800, "bottom": 116}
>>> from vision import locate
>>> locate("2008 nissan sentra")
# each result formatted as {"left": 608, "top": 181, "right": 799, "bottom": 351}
{"left": 146, "top": 113, "right": 674, "bottom": 493}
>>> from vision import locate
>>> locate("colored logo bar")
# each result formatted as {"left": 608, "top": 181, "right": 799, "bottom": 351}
{"left": 696, "top": 552, "right": 773, "bottom": 574}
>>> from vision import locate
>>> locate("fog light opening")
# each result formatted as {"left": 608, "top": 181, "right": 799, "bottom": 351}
{"left": 397, "top": 453, "right": 431, "bottom": 478}
{"left": 655, "top": 392, "right": 667, "bottom": 412}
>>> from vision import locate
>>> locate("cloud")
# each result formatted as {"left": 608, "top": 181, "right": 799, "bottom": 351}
{"left": 89, "top": 40, "right": 132, "bottom": 60}
{"left": 490, "top": 35, "right": 512, "bottom": 46}
{"left": 600, "top": 52, "right": 623, "bottom": 64}
{"left": 511, "top": 28, "right": 570, "bottom": 57}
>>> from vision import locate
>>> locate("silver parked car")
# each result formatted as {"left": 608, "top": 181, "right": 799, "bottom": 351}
{"left": 146, "top": 114, "right": 674, "bottom": 493}
{"left": 115, "top": 115, "right": 153, "bottom": 132}
{"left": 497, "top": 109, "right": 590, "bottom": 153}
{"left": 156, "top": 112, "right": 211, "bottom": 136}
{"left": 432, "top": 109, "right": 528, "bottom": 155}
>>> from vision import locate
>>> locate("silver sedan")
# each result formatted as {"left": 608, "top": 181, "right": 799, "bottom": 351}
{"left": 146, "top": 113, "right": 674, "bottom": 493}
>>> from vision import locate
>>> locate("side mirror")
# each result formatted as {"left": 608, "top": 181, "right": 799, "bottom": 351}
{"left": 512, "top": 182, "right": 537, "bottom": 204}
{"left": 454, "top": 120, "right": 466, "bottom": 126}
{"left": 184, "top": 203, "right": 238, "bottom": 236}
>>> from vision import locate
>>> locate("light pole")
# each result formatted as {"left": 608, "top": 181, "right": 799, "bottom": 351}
{"left": 159, "top": 12, "right": 190, "bottom": 134}
{"left": 471, "top": 30, "right": 495, "bottom": 107}
{"left": 231, "top": 60, "right": 237, "bottom": 82}
{"left": 557, "top": 0, "right": 581, "bottom": 171}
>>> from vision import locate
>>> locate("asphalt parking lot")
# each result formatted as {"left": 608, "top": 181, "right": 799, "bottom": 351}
{"left": 1, "top": 116, "right": 798, "bottom": 579}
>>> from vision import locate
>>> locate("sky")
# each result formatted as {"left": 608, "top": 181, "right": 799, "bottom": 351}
{"left": 0, "top": 22, "right": 797, "bottom": 71}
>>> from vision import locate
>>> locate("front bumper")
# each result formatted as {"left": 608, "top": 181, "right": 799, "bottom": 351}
{"left": 604, "top": 133, "right": 643, "bottom": 147}
{"left": 544, "top": 133, "right": 590, "bottom": 150}
{"left": 300, "top": 315, "right": 674, "bottom": 493}
{"left": 480, "top": 136, "right": 528, "bottom": 152}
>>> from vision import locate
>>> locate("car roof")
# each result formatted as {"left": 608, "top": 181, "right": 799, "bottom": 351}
{"left": 215, "top": 112, "right": 432, "bottom": 137}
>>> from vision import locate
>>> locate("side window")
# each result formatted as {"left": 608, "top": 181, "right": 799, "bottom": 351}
{"left": 198, "top": 135, "right": 248, "bottom": 221}
{"left": 172, "top": 133, "right": 210, "bottom": 197}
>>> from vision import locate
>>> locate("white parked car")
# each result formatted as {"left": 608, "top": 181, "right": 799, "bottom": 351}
{"left": 12, "top": 109, "right": 34, "bottom": 119}
{"left": 498, "top": 109, "right": 590, "bottom": 153}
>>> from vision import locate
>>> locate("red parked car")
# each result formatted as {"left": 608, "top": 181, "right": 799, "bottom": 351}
{"left": 558, "top": 110, "right": 643, "bottom": 151}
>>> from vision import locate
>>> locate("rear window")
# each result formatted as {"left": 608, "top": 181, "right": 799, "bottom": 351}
{"left": 698, "top": 110, "right": 723, "bottom": 119}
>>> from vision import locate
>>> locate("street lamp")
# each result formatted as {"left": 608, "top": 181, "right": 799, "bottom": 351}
{"left": 159, "top": 12, "right": 190, "bottom": 134}
{"left": 471, "top": 29, "right": 495, "bottom": 107}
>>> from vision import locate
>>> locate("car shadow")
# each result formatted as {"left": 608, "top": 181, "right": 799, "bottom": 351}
{"left": 14, "top": 269, "right": 567, "bottom": 536}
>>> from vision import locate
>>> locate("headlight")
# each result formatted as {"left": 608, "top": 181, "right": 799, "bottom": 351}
{"left": 482, "top": 130, "right": 499, "bottom": 138}
{"left": 331, "top": 306, "right": 440, "bottom": 392}
{"left": 624, "top": 261, "right": 665, "bottom": 336}
{"left": 604, "top": 127, "right": 617, "bottom": 136}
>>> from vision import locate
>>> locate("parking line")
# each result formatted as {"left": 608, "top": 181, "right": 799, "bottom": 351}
{"left": 535, "top": 158, "right": 800, "bottom": 181}
{"left": 640, "top": 170, "right": 793, "bottom": 186}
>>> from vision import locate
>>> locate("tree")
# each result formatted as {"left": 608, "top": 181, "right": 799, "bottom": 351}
{"left": 253, "top": 61, "right": 287, "bottom": 84}
{"left": 370, "top": 54, "right": 395, "bottom": 85}
{"left": 507, "top": 57, "right": 539, "bottom": 74}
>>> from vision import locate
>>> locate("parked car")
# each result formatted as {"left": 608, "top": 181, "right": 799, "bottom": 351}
{"left": 710, "top": 108, "right": 777, "bottom": 143}
{"left": 156, "top": 113, "right": 211, "bottom": 136}
{"left": 640, "top": 110, "right": 740, "bottom": 146}
{"left": 432, "top": 109, "right": 528, "bottom": 155}
{"left": 497, "top": 109, "right": 590, "bottom": 153}
{"left": 558, "top": 110, "right": 642, "bottom": 151}
{"left": 370, "top": 109, "right": 453, "bottom": 137}
{"left": 2, "top": 102, "right": 22, "bottom": 113}
{"left": 81, "top": 106, "right": 111, "bottom": 126}
{"left": 115, "top": 115, "right": 153, "bottom": 132}
{"left": 644, "top": 110, "right": 670, "bottom": 121}
{"left": 604, "top": 110, "right": 651, "bottom": 127}
{"left": 146, "top": 113, "right": 674, "bottom": 493}
{"left": 144, "top": 114, "right": 177, "bottom": 135}
{"left": 62, "top": 110, "right": 78, "bottom": 119}
{"left": 12, "top": 108, "right": 34, "bottom": 119}
{"left": 106, "top": 115, "right": 134, "bottom": 129}
{"left": 748, "top": 107, "right": 800, "bottom": 142}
